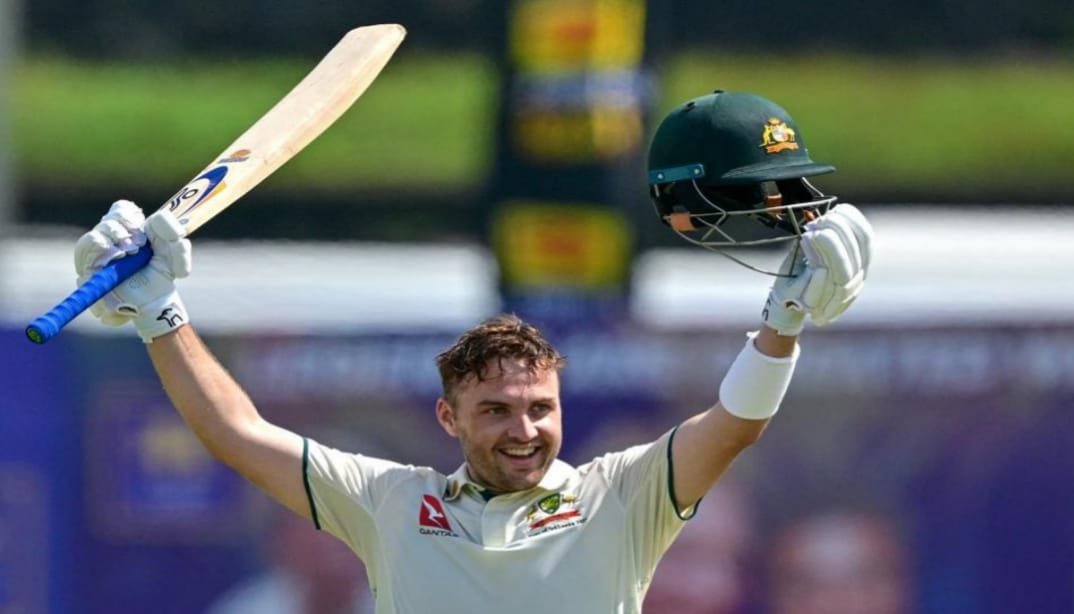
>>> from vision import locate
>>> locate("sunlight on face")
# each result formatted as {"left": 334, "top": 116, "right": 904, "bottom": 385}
{"left": 436, "top": 359, "right": 563, "bottom": 493}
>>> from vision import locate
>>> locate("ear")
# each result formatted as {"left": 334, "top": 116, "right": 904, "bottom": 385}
{"left": 435, "top": 397, "right": 459, "bottom": 438}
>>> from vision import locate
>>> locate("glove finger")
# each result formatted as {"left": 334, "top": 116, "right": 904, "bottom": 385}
{"left": 806, "top": 228, "right": 855, "bottom": 285}
{"left": 87, "top": 291, "right": 135, "bottom": 325}
{"left": 74, "top": 231, "right": 125, "bottom": 275}
{"left": 98, "top": 291, "right": 125, "bottom": 312}
{"left": 149, "top": 239, "right": 193, "bottom": 280}
{"left": 145, "top": 210, "right": 186, "bottom": 242}
{"left": 830, "top": 204, "right": 874, "bottom": 273}
{"left": 145, "top": 211, "right": 192, "bottom": 278}
{"left": 812, "top": 295, "right": 844, "bottom": 326}
{"left": 798, "top": 232, "right": 823, "bottom": 270}
{"left": 98, "top": 200, "right": 148, "bottom": 255}
{"left": 97, "top": 219, "right": 131, "bottom": 244}
{"left": 173, "top": 239, "right": 193, "bottom": 278}
{"left": 96, "top": 220, "right": 146, "bottom": 256}
{"left": 102, "top": 199, "right": 146, "bottom": 230}
{"left": 101, "top": 279, "right": 141, "bottom": 315}
{"left": 800, "top": 267, "right": 832, "bottom": 311}
{"left": 816, "top": 272, "right": 866, "bottom": 324}
{"left": 74, "top": 231, "right": 103, "bottom": 275}
{"left": 815, "top": 214, "right": 863, "bottom": 275}
{"left": 777, "top": 243, "right": 807, "bottom": 276}
{"left": 815, "top": 292, "right": 857, "bottom": 326}
{"left": 89, "top": 300, "right": 107, "bottom": 319}
{"left": 99, "top": 311, "right": 133, "bottom": 327}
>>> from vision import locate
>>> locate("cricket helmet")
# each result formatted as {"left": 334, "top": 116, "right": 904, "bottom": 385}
{"left": 647, "top": 90, "right": 837, "bottom": 273}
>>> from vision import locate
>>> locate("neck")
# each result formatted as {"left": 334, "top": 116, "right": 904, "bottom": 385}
{"left": 465, "top": 466, "right": 502, "bottom": 494}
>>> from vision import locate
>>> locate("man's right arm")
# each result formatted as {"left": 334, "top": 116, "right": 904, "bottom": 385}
{"left": 148, "top": 324, "right": 311, "bottom": 520}
{"left": 74, "top": 201, "right": 312, "bottom": 519}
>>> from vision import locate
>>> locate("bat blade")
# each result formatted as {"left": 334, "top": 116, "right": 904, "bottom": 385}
{"left": 167, "top": 23, "right": 406, "bottom": 233}
{"left": 25, "top": 24, "right": 406, "bottom": 344}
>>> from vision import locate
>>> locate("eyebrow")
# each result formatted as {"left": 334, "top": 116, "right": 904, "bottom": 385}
{"left": 475, "top": 400, "right": 507, "bottom": 407}
{"left": 474, "top": 398, "right": 557, "bottom": 407}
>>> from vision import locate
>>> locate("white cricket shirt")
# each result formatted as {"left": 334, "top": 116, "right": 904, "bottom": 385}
{"left": 303, "top": 428, "right": 694, "bottom": 614}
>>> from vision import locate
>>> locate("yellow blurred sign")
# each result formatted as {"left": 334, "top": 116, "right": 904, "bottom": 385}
{"left": 513, "top": 105, "right": 643, "bottom": 162}
{"left": 505, "top": 0, "right": 648, "bottom": 164}
{"left": 493, "top": 201, "right": 633, "bottom": 288}
{"left": 511, "top": 0, "right": 646, "bottom": 71}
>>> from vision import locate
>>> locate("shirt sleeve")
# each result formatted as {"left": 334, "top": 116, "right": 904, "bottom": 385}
{"left": 302, "top": 437, "right": 411, "bottom": 560}
{"left": 595, "top": 427, "right": 696, "bottom": 580}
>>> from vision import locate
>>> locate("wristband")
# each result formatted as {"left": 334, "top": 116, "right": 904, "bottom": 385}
{"left": 718, "top": 332, "right": 799, "bottom": 420}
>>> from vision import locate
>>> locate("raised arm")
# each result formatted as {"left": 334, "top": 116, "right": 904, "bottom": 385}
{"left": 671, "top": 204, "right": 873, "bottom": 509}
{"left": 72, "top": 201, "right": 310, "bottom": 518}
{"left": 670, "top": 326, "right": 796, "bottom": 508}
{"left": 148, "top": 326, "right": 309, "bottom": 518}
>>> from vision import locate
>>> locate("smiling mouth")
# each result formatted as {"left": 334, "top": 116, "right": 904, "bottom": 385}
{"left": 499, "top": 445, "right": 539, "bottom": 460}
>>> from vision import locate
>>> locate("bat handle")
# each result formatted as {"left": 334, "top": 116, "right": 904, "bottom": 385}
{"left": 25, "top": 245, "right": 155, "bottom": 344}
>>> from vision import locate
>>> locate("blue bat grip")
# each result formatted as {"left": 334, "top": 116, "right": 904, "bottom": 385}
{"left": 25, "top": 245, "right": 155, "bottom": 344}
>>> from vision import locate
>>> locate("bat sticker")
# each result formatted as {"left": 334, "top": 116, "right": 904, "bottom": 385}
{"left": 167, "top": 166, "right": 229, "bottom": 221}
{"left": 217, "top": 149, "right": 252, "bottom": 164}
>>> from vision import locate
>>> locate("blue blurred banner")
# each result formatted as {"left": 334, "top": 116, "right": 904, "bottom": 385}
{"left": 83, "top": 380, "right": 248, "bottom": 540}
{"left": 0, "top": 329, "right": 78, "bottom": 613}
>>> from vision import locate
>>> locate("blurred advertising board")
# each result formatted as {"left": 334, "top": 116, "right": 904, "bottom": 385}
{"left": 487, "top": 0, "right": 652, "bottom": 328}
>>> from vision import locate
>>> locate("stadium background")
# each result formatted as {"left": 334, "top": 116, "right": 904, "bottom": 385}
{"left": 2, "top": 0, "right": 1073, "bottom": 612}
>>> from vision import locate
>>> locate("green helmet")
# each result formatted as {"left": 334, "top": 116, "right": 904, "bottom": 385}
{"left": 647, "top": 90, "right": 837, "bottom": 268}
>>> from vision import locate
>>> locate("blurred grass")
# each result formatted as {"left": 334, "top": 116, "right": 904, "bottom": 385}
{"left": 12, "top": 51, "right": 1074, "bottom": 198}
{"left": 662, "top": 53, "right": 1074, "bottom": 197}
{"left": 12, "top": 53, "right": 499, "bottom": 192}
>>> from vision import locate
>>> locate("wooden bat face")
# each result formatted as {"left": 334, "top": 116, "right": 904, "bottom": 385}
{"left": 160, "top": 23, "right": 406, "bottom": 235}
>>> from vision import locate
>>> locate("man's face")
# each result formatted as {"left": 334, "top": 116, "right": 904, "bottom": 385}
{"left": 436, "top": 358, "right": 562, "bottom": 493}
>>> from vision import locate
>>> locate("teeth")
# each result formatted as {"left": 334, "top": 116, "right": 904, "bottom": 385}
{"left": 502, "top": 446, "right": 536, "bottom": 457}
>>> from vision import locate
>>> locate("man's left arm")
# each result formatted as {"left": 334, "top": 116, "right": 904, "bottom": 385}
{"left": 671, "top": 326, "right": 796, "bottom": 508}
{"left": 670, "top": 203, "right": 873, "bottom": 509}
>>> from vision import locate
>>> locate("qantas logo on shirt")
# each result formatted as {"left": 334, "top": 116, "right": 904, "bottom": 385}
{"left": 418, "top": 494, "right": 456, "bottom": 536}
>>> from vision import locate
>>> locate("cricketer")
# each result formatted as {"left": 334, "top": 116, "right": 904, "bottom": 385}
{"left": 71, "top": 91, "right": 872, "bottom": 613}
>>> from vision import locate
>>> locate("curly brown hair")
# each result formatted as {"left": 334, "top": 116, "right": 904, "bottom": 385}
{"left": 435, "top": 314, "right": 566, "bottom": 403}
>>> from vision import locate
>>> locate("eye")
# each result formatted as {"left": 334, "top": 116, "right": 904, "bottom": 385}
{"left": 531, "top": 403, "right": 553, "bottom": 416}
{"left": 485, "top": 406, "right": 508, "bottom": 416}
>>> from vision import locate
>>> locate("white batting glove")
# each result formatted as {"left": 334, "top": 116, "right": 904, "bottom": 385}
{"left": 762, "top": 247, "right": 808, "bottom": 335}
{"left": 74, "top": 200, "right": 193, "bottom": 342}
{"left": 762, "top": 203, "right": 873, "bottom": 335}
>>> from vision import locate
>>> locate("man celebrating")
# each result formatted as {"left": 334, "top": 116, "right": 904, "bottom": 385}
{"left": 73, "top": 90, "right": 871, "bottom": 613}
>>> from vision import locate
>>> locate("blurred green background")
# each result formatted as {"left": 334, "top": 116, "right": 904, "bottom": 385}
{"left": 13, "top": 52, "right": 1074, "bottom": 201}
{"left": 9, "top": 0, "right": 1074, "bottom": 242}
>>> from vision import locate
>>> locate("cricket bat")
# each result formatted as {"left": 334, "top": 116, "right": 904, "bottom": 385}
{"left": 26, "top": 24, "right": 407, "bottom": 344}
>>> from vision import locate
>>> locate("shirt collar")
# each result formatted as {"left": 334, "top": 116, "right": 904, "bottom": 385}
{"left": 443, "top": 459, "right": 575, "bottom": 502}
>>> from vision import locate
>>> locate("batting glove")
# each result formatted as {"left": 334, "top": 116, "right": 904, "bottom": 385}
{"left": 762, "top": 203, "right": 873, "bottom": 335}
{"left": 74, "top": 200, "right": 193, "bottom": 342}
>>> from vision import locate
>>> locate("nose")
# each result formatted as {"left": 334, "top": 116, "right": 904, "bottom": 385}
{"left": 509, "top": 413, "right": 539, "bottom": 441}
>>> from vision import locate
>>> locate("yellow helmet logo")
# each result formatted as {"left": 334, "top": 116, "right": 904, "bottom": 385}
{"left": 760, "top": 118, "right": 800, "bottom": 154}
